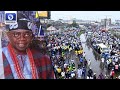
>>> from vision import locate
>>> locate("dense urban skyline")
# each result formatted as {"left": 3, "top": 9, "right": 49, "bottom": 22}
{"left": 51, "top": 11, "right": 120, "bottom": 22}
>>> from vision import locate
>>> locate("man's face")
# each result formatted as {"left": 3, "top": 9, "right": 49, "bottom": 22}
{"left": 7, "top": 29, "right": 33, "bottom": 51}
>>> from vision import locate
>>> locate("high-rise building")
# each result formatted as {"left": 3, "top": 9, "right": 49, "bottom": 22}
{"left": 101, "top": 18, "right": 111, "bottom": 26}
{"left": 106, "top": 18, "right": 111, "bottom": 26}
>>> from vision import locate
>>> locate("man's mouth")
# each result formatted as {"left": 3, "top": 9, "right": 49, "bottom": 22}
{"left": 18, "top": 43, "right": 26, "bottom": 48}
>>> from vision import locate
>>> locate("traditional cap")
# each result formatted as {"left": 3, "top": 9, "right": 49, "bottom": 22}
{"left": 6, "top": 12, "right": 33, "bottom": 31}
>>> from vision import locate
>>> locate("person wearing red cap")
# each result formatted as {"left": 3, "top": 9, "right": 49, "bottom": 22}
{"left": 2, "top": 13, "right": 55, "bottom": 79}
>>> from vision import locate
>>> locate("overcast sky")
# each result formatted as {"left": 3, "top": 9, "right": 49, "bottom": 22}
{"left": 51, "top": 11, "right": 120, "bottom": 22}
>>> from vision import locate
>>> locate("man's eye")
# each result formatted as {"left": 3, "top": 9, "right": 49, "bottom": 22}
{"left": 14, "top": 33, "right": 20, "bottom": 37}
{"left": 25, "top": 33, "right": 32, "bottom": 37}
{"left": 24, "top": 33, "right": 29, "bottom": 37}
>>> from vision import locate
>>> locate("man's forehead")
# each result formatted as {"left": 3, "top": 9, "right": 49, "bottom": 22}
{"left": 9, "top": 29, "right": 32, "bottom": 33}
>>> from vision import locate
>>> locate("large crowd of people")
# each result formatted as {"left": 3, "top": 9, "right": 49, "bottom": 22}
{"left": 86, "top": 29, "right": 120, "bottom": 79}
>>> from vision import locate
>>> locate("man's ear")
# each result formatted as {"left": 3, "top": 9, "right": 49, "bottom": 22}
{"left": 6, "top": 31, "right": 10, "bottom": 37}
{"left": 5, "top": 32, "right": 10, "bottom": 41}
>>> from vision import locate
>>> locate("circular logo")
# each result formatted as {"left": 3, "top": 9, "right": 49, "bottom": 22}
{"left": 8, "top": 14, "right": 14, "bottom": 20}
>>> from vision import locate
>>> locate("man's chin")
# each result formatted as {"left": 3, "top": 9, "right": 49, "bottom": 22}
{"left": 16, "top": 47, "right": 27, "bottom": 52}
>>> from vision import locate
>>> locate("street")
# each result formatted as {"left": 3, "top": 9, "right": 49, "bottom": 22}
{"left": 80, "top": 34, "right": 108, "bottom": 77}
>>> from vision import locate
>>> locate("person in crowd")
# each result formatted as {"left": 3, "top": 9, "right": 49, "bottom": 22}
{"left": 88, "top": 59, "right": 91, "bottom": 69}
{"left": 87, "top": 68, "right": 93, "bottom": 78}
{"left": 93, "top": 73, "right": 96, "bottom": 79}
{"left": 82, "top": 66, "right": 86, "bottom": 79}
{"left": 110, "top": 69, "right": 115, "bottom": 79}
{"left": 97, "top": 73, "right": 105, "bottom": 79}
{"left": 77, "top": 67, "right": 82, "bottom": 79}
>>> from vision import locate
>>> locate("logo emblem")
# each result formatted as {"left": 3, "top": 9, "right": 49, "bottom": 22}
{"left": 7, "top": 14, "right": 14, "bottom": 20}
{"left": 4, "top": 11, "right": 17, "bottom": 24}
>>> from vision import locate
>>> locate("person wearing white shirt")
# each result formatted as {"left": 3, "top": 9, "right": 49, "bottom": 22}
{"left": 115, "top": 57, "right": 118, "bottom": 63}
{"left": 88, "top": 59, "right": 91, "bottom": 68}
{"left": 77, "top": 68, "right": 82, "bottom": 79}
{"left": 101, "top": 58, "right": 105, "bottom": 70}
{"left": 101, "top": 58, "right": 104, "bottom": 63}
{"left": 61, "top": 71, "right": 65, "bottom": 78}
{"left": 83, "top": 52, "right": 86, "bottom": 59}
{"left": 71, "top": 71, "right": 76, "bottom": 79}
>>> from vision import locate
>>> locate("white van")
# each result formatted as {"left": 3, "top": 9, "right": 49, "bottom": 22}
{"left": 96, "top": 43, "right": 109, "bottom": 54}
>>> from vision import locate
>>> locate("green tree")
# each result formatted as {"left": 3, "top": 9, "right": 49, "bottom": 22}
{"left": 70, "top": 20, "right": 79, "bottom": 28}
{"left": 46, "top": 24, "right": 52, "bottom": 28}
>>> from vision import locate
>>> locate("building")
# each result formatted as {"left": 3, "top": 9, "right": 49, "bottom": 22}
{"left": 46, "top": 26, "right": 60, "bottom": 35}
{"left": 106, "top": 18, "right": 111, "bottom": 26}
{"left": 115, "top": 20, "right": 120, "bottom": 25}
{"left": 101, "top": 18, "right": 111, "bottom": 26}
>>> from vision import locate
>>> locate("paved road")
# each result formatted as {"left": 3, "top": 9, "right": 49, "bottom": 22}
{"left": 80, "top": 34, "right": 108, "bottom": 77}
{"left": 64, "top": 33, "right": 109, "bottom": 78}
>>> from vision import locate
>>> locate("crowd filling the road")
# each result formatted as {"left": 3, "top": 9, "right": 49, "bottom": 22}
{"left": 86, "top": 29, "right": 120, "bottom": 79}
{"left": 1, "top": 27, "right": 120, "bottom": 79}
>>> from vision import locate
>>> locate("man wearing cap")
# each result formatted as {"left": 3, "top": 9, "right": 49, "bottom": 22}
{"left": 2, "top": 13, "right": 55, "bottom": 79}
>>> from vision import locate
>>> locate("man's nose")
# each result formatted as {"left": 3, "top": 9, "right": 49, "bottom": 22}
{"left": 19, "top": 34, "right": 26, "bottom": 40}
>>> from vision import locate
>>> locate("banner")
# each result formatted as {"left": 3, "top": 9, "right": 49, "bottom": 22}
{"left": 35, "top": 11, "right": 51, "bottom": 19}
{"left": 38, "top": 11, "right": 48, "bottom": 17}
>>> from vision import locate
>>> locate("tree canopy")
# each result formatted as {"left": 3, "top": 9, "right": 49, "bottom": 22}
{"left": 69, "top": 20, "right": 79, "bottom": 28}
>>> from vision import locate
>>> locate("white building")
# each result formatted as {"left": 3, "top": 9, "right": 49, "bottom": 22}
{"left": 46, "top": 26, "right": 60, "bottom": 34}
{"left": 115, "top": 20, "right": 120, "bottom": 25}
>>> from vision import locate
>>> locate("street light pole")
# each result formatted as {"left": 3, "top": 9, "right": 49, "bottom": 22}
{"left": 105, "top": 16, "right": 107, "bottom": 31}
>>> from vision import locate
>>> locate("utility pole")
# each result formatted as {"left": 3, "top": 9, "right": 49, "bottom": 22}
{"left": 105, "top": 16, "right": 107, "bottom": 31}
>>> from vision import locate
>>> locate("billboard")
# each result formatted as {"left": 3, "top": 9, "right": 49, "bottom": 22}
{"left": 36, "top": 11, "right": 51, "bottom": 19}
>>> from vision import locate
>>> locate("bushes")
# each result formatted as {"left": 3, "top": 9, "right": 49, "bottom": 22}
{"left": 77, "top": 30, "right": 85, "bottom": 36}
